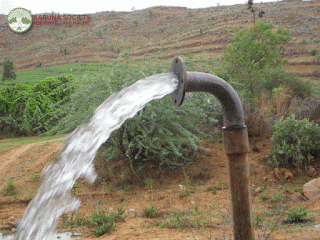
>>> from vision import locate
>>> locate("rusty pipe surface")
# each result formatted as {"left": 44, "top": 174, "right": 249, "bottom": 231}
{"left": 170, "top": 57, "right": 254, "bottom": 240}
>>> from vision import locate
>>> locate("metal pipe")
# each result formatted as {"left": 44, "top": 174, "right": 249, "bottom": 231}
{"left": 170, "top": 57, "right": 254, "bottom": 240}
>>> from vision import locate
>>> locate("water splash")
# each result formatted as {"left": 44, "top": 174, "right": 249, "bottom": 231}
{"left": 15, "top": 73, "right": 178, "bottom": 240}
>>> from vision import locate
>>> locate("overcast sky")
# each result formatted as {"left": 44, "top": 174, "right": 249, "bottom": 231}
{"left": 0, "top": 0, "right": 282, "bottom": 15}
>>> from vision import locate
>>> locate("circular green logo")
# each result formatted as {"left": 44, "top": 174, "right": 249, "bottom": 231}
{"left": 7, "top": 7, "right": 33, "bottom": 33}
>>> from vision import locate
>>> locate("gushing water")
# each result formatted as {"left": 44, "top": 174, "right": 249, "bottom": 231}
{"left": 15, "top": 73, "right": 178, "bottom": 240}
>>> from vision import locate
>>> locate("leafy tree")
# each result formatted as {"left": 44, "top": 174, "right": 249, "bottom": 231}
{"left": 0, "top": 58, "right": 16, "bottom": 83}
{"left": 223, "top": 21, "right": 290, "bottom": 75}
{"left": 218, "top": 20, "right": 290, "bottom": 98}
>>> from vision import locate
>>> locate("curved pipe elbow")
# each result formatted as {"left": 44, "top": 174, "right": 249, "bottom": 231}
{"left": 186, "top": 72, "right": 245, "bottom": 127}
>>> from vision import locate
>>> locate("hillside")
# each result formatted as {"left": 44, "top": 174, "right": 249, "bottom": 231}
{"left": 0, "top": 1, "right": 319, "bottom": 83}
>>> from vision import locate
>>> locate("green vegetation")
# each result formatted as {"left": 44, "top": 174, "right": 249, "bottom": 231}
{"left": 145, "top": 178, "right": 156, "bottom": 190}
{"left": 59, "top": 210, "right": 116, "bottom": 237}
{"left": 0, "top": 75, "right": 75, "bottom": 136}
{"left": 187, "top": 11, "right": 193, "bottom": 18}
{"left": 269, "top": 115, "right": 320, "bottom": 168}
{"left": 285, "top": 205, "right": 309, "bottom": 222}
{"left": 0, "top": 58, "right": 16, "bottom": 83}
{"left": 1, "top": 181, "right": 18, "bottom": 196}
{"left": 148, "top": 9, "right": 153, "bottom": 17}
{"left": 44, "top": 55, "right": 213, "bottom": 175}
{"left": 97, "top": 29, "right": 103, "bottom": 37}
{"left": 310, "top": 48, "right": 318, "bottom": 56}
{"left": 133, "top": 19, "right": 139, "bottom": 26}
{"left": 59, "top": 48, "right": 67, "bottom": 55}
{"left": 143, "top": 204, "right": 158, "bottom": 218}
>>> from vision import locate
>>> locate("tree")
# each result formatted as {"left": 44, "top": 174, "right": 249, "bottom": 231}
{"left": 222, "top": 21, "right": 290, "bottom": 78}
{"left": 0, "top": 58, "right": 16, "bottom": 83}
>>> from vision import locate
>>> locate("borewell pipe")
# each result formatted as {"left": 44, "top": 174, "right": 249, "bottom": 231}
{"left": 170, "top": 57, "right": 254, "bottom": 240}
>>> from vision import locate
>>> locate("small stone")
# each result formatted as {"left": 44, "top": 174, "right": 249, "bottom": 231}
{"left": 307, "top": 166, "right": 316, "bottom": 177}
{"left": 191, "top": 201, "right": 195, "bottom": 205}
{"left": 178, "top": 184, "right": 186, "bottom": 191}
{"left": 314, "top": 224, "right": 320, "bottom": 229}
{"left": 255, "top": 187, "right": 263, "bottom": 193}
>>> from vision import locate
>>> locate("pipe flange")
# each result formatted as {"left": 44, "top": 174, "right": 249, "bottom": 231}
{"left": 170, "top": 57, "right": 187, "bottom": 107}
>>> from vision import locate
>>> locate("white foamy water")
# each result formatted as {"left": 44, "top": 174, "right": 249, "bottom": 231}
{"left": 14, "top": 73, "right": 178, "bottom": 240}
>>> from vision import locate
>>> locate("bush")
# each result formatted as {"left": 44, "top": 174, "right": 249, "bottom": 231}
{"left": 187, "top": 11, "right": 193, "bottom": 17}
{"left": 148, "top": 9, "right": 153, "bottom": 17}
{"left": 143, "top": 204, "right": 158, "bottom": 218}
{"left": 285, "top": 205, "right": 309, "bottom": 222}
{"left": 0, "top": 58, "right": 16, "bottom": 82}
{"left": 216, "top": 21, "right": 293, "bottom": 105}
{"left": 133, "top": 19, "right": 138, "bottom": 26}
{"left": 1, "top": 181, "right": 17, "bottom": 196}
{"left": 0, "top": 74, "right": 75, "bottom": 136}
{"left": 269, "top": 115, "right": 320, "bottom": 168}
{"left": 310, "top": 49, "right": 317, "bottom": 56}
{"left": 49, "top": 56, "right": 210, "bottom": 174}
{"left": 89, "top": 210, "right": 116, "bottom": 236}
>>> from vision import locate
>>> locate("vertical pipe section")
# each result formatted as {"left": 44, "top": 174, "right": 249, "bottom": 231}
{"left": 222, "top": 125, "right": 253, "bottom": 240}
{"left": 171, "top": 63, "right": 254, "bottom": 239}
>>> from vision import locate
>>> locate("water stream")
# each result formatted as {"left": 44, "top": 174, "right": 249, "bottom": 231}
{"left": 14, "top": 73, "right": 178, "bottom": 240}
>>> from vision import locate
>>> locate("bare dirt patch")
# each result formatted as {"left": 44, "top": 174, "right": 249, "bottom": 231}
{"left": 1, "top": 136, "right": 320, "bottom": 239}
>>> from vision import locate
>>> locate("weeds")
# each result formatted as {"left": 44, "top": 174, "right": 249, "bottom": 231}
{"left": 1, "top": 181, "right": 18, "bottom": 196}
{"left": 143, "top": 204, "right": 158, "bottom": 218}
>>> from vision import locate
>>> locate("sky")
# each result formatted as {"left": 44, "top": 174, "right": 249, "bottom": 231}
{"left": 0, "top": 0, "right": 281, "bottom": 15}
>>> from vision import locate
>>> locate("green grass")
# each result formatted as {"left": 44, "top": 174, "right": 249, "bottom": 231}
{"left": 0, "top": 134, "right": 67, "bottom": 147}
{"left": 0, "top": 62, "right": 117, "bottom": 85}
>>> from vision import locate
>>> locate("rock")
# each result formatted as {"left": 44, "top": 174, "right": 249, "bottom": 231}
{"left": 307, "top": 166, "right": 316, "bottom": 177}
{"left": 303, "top": 178, "right": 320, "bottom": 201}
{"left": 280, "top": 168, "right": 294, "bottom": 182}
{"left": 283, "top": 192, "right": 307, "bottom": 202}
{"left": 274, "top": 168, "right": 282, "bottom": 180}
{"left": 255, "top": 187, "right": 263, "bottom": 193}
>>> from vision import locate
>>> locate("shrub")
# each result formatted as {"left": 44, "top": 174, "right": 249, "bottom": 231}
{"left": 1, "top": 181, "right": 17, "bottom": 196}
{"left": 49, "top": 56, "right": 210, "bottom": 174}
{"left": 59, "top": 48, "right": 67, "bottom": 55}
{"left": 187, "top": 11, "right": 193, "bottom": 17}
{"left": 97, "top": 29, "right": 103, "bottom": 37}
{"left": 217, "top": 21, "right": 291, "bottom": 103}
{"left": 269, "top": 115, "right": 320, "bottom": 168}
{"left": 0, "top": 74, "right": 75, "bottom": 136}
{"left": 0, "top": 58, "right": 16, "bottom": 83}
{"left": 148, "top": 9, "right": 153, "bottom": 17}
{"left": 89, "top": 210, "right": 116, "bottom": 236}
{"left": 285, "top": 205, "right": 309, "bottom": 222}
{"left": 310, "top": 48, "right": 317, "bottom": 56}
{"left": 143, "top": 204, "right": 158, "bottom": 218}
{"left": 133, "top": 19, "right": 138, "bottom": 26}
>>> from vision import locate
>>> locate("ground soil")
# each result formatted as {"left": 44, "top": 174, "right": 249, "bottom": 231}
{"left": 1, "top": 135, "right": 320, "bottom": 239}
